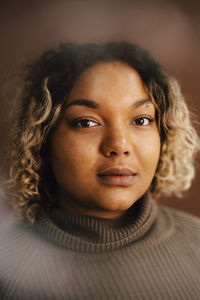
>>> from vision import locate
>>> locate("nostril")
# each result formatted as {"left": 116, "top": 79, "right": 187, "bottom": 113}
{"left": 107, "top": 150, "right": 129, "bottom": 157}
{"left": 110, "top": 151, "right": 117, "bottom": 156}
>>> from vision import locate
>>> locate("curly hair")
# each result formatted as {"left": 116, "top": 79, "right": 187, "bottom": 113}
{"left": 5, "top": 42, "right": 200, "bottom": 223}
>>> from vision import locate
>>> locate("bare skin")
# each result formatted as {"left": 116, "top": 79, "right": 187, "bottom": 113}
{"left": 49, "top": 61, "right": 160, "bottom": 219}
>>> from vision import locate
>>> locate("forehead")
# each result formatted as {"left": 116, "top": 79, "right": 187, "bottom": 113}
{"left": 68, "top": 61, "right": 148, "bottom": 105}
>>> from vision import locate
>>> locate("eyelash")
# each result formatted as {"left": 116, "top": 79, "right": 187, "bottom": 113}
{"left": 72, "top": 119, "right": 99, "bottom": 128}
{"left": 72, "top": 116, "right": 154, "bottom": 128}
{"left": 133, "top": 116, "right": 154, "bottom": 126}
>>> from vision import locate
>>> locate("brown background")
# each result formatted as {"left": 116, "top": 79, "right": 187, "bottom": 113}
{"left": 0, "top": 0, "right": 199, "bottom": 218}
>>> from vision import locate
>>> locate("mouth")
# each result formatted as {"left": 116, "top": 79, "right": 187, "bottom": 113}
{"left": 97, "top": 168, "right": 137, "bottom": 186}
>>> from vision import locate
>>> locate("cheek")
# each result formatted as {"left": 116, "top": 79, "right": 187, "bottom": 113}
{"left": 68, "top": 136, "right": 98, "bottom": 165}
{"left": 50, "top": 134, "right": 98, "bottom": 178}
{"left": 138, "top": 133, "right": 160, "bottom": 170}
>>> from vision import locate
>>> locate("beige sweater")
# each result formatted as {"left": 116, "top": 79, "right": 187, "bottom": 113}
{"left": 0, "top": 194, "right": 200, "bottom": 299}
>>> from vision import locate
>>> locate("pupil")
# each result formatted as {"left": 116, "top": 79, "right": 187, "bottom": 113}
{"left": 137, "top": 118, "right": 144, "bottom": 125}
{"left": 81, "top": 120, "right": 90, "bottom": 127}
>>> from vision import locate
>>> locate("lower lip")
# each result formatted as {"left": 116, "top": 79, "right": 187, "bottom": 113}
{"left": 97, "top": 175, "right": 136, "bottom": 186}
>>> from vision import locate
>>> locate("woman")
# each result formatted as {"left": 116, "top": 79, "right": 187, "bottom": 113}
{"left": 1, "top": 42, "right": 200, "bottom": 299}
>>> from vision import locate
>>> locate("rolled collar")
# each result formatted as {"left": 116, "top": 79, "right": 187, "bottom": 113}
{"left": 35, "top": 193, "right": 158, "bottom": 253}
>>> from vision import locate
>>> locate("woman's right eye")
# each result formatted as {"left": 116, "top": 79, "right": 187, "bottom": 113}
{"left": 73, "top": 119, "right": 99, "bottom": 128}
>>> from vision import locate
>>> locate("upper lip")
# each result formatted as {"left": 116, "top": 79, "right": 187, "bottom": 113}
{"left": 98, "top": 168, "right": 136, "bottom": 176}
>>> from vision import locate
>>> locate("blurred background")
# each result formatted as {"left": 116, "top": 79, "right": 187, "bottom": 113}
{"left": 0, "top": 0, "right": 199, "bottom": 221}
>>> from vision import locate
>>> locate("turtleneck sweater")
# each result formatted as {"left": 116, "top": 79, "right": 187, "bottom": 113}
{"left": 0, "top": 194, "right": 200, "bottom": 299}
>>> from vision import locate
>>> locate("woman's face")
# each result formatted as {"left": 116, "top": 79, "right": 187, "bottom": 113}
{"left": 49, "top": 61, "right": 160, "bottom": 219}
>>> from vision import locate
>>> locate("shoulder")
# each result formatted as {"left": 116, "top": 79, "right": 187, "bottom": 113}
{"left": 0, "top": 220, "right": 51, "bottom": 292}
{"left": 157, "top": 203, "right": 200, "bottom": 246}
{"left": 0, "top": 219, "right": 38, "bottom": 244}
{"left": 158, "top": 203, "right": 200, "bottom": 228}
{"left": 0, "top": 220, "right": 46, "bottom": 267}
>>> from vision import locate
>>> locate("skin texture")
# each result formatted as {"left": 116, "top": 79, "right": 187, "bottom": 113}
{"left": 49, "top": 61, "right": 161, "bottom": 219}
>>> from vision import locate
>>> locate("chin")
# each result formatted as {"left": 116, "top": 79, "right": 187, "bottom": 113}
{"left": 97, "top": 195, "right": 137, "bottom": 213}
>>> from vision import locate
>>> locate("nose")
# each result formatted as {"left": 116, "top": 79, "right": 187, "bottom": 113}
{"left": 101, "top": 125, "right": 132, "bottom": 158}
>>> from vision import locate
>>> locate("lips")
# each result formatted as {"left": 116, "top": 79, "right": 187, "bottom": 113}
{"left": 97, "top": 168, "right": 137, "bottom": 186}
{"left": 98, "top": 168, "right": 135, "bottom": 176}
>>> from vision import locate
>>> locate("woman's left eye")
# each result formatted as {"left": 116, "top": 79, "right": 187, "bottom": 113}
{"left": 74, "top": 119, "right": 99, "bottom": 128}
{"left": 133, "top": 117, "right": 153, "bottom": 126}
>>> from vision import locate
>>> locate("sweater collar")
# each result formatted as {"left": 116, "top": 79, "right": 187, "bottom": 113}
{"left": 35, "top": 193, "right": 158, "bottom": 253}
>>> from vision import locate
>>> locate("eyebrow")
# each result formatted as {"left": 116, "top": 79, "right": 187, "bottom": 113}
{"left": 65, "top": 98, "right": 153, "bottom": 110}
{"left": 65, "top": 99, "right": 100, "bottom": 110}
{"left": 131, "top": 98, "right": 153, "bottom": 108}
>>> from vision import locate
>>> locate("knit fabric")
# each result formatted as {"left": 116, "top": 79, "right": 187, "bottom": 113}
{"left": 0, "top": 194, "right": 200, "bottom": 299}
